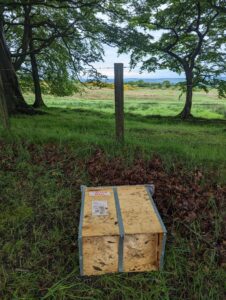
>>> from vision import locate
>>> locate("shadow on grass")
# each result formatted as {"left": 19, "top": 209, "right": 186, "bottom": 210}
{"left": 29, "top": 106, "right": 226, "bottom": 127}
{"left": 14, "top": 108, "right": 49, "bottom": 116}
{"left": 128, "top": 113, "right": 226, "bottom": 126}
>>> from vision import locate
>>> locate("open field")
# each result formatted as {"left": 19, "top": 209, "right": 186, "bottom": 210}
{"left": 25, "top": 87, "right": 226, "bottom": 119}
{"left": 20, "top": 87, "right": 226, "bottom": 178}
{"left": 0, "top": 87, "right": 226, "bottom": 299}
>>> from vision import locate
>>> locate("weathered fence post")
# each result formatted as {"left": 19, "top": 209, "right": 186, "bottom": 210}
{"left": 114, "top": 63, "right": 124, "bottom": 143}
{"left": 0, "top": 73, "right": 10, "bottom": 130}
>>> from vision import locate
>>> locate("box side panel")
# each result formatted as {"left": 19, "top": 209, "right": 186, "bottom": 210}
{"left": 83, "top": 187, "right": 119, "bottom": 237}
{"left": 83, "top": 235, "right": 119, "bottom": 276}
{"left": 117, "top": 186, "right": 163, "bottom": 234}
{"left": 123, "top": 233, "right": 158, "bottom": 272}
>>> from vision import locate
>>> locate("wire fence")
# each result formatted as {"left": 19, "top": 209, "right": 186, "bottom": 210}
{"left": 82, "top": 66, "right": 144, "bottom": 71}
{"left": 0, "top": 65, "right": 143, "bottom": 71}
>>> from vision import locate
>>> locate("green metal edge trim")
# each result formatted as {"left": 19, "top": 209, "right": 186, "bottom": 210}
{"left": 78, "top": 185, "right": 86, "bottom": 276}
{"left": 113, "top": 186, "right": 125, "bottom": 273}
{"left": 145, "top": 184, "right": 155, "bottom": 196}
{"left": 145, "top": 185, "right": 167, "bottom": 270}
{"left": 160, "top": 233, "right": 167, "bottom": 270}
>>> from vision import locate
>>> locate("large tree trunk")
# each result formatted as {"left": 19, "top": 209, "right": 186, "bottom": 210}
{"left": 0, "top": 73, "right": 9, "bottom": 129}
{"left": 0, "top": 9, "right": 32, "bottom": 114}
{"left": 29, "top": 31, "right": 45, "bottom": 108}
{"left": 179, "top": 70, "right": 193, "bottom": 119}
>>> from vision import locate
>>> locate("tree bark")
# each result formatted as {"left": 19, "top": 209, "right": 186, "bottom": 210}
{"left": 0, "top": 72, "right": 10, "bottom": 129}
{"left": 29, "top": 30, "right": 45, "bottom": 108}
{"left": 0, "top": 9, "right": 32, "bottom": 114}
{"left": 179, "top": 70, "right": 193, "bottom": 119}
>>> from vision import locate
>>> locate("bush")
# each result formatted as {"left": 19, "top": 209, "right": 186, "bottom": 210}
{"left": 162, "top": 80, "right": 171, "bottom": 89}
{"left": 19, "top": 72, "right": 81, "bottom": 96}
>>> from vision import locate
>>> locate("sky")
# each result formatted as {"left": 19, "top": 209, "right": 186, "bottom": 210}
{"left": 93, "top": 45, "right": 185, "bottom": 79}
{"left": 91, "top": 9, "right": 226, "bottom": 81}
{"left": 91, "top": 18, "right": 185, "bottom": 79}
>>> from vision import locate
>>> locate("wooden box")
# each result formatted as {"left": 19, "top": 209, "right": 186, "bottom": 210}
{"left": 78, "top": 185, "right": 167, "bottom": 276}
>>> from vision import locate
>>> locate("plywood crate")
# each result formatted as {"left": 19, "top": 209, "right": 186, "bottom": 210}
{"left": 78, "top": 185, "right": 167, "bottom": 276}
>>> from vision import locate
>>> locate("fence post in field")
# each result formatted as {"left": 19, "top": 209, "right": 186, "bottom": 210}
{"left": 114, "top": 63, "right": 124, "bottom": 143}
{"left": 0, "top": 73, "right": 10, "bottom": 130}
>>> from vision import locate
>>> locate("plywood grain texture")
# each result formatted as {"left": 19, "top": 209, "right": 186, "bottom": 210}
{"left": 79, "top": 185, "right": 166, "bottom": 276}
{"left": 117, "top": 185, "right": 163, "bottom": 234}
{"left": 123, "top": 233, "right": 158, "bottom": 272}
{"left": 83, "top": 236, "right": 119, "bottom": 275}
{"left": 82, "top": 187, "right": 119, "bottom": 237}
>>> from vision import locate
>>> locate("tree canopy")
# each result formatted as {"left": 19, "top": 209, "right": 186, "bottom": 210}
{"left": 108, "top": 0, "right": 226, "bottom": 118}
{"left": 0, "top": 0, "right": 226, "bottom": 117}
{"left": 0, "top": 0, "right": 111, "bottom": 112}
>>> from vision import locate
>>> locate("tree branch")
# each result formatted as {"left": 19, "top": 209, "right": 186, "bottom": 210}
{"left": 189, "top": 4, "right": 219, "bottom": 68}
{"left": 13, "top": 5, "right": 31, "bottom": 70}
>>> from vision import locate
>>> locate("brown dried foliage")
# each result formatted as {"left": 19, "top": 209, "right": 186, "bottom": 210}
{"left": 87, "top": 149, "right": 226, "bottom": 267}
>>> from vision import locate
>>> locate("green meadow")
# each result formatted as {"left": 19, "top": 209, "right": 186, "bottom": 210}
{"left": 19, "top": 87, "right": 226, "bottom": 177}
{"left": 0, "top": 87, "right": 226, "bottom": 299}
{"left": 25, "top": 87, "right": 226, "bottom": 119}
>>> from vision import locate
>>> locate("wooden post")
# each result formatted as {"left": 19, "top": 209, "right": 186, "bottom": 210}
{"left": 0, "top": 73, "right": 10, "bottom": 130}
{"left": 114, "top": 63, "right": 124, "bottom": 143}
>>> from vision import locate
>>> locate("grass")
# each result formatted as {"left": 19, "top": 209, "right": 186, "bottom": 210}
{"left": 0, "top": 87, "right": 226, "bottom": 299}
{"left": 4, "top": 106, "right": 226, "bottom": 180}
{"left": 24, "top": 87, "right": 226, "bottom": 119}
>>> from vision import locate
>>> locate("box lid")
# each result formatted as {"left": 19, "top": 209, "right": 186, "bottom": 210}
{"left": 81, "top": 186, "right": 120, "bottom": 237}
{"left": 117, "top": 185, "right": 165, "bottom": 234}
{"left": 80, "top": 185, "right": 166, "bottom": 237}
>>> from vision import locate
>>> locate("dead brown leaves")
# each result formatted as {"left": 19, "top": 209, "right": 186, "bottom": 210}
{"left": 87, "top": 149, "right": 226, "bottom": 266}
{"left": 0, "top": 142, "right": 225, "bottom": 267}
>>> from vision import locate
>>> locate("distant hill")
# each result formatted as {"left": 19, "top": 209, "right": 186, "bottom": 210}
{"left": 104, "top": 77, "right": 226, "bottom": 84}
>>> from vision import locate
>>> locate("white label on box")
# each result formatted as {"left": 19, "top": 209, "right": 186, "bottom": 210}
{"left": 89, "top": 191, "right": 111, "bottom": 197}
{"left": 92, "top": 200, "right": 108, "bottom": 216}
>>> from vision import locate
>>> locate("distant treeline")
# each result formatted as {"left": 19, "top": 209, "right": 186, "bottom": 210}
{"left": 96, "top": 79, "right": 219, "bottom": 91}
{"left": 97, "top": 80, "right": 182, "bottom": 90}
{"left": 126, "top": 80, "right": 174, "bottom": 88}
{"left": 20, "top": 77, "right": 212, "bottom": 97}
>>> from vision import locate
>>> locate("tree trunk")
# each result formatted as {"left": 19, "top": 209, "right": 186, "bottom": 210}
{"left": 0, "top": 73, "right": 10, "bottom": 129}
{"left": 29, "top": 32, "right": 45, "bottom": 108}
{"left": 0, "top": 9, "right": 32, "bottom": 115}
{"left": 179, "top": 70, "right": 193, "bottom": 119}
